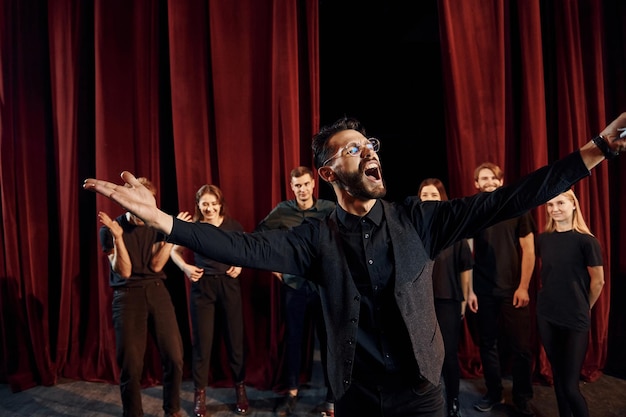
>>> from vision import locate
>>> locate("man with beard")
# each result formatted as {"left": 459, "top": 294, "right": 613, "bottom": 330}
{"left": 471, "top": 162, "right": 536, "bottom": 416}
{"left": 83, "top": 113, "right": 626, "bottom": 417}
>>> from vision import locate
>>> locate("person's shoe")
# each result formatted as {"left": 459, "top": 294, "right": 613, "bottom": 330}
{"left": 194, "top": 388, "right": 206, "bottom": 417}
{"left": 515, "top": 400, "right": 535, "bottom": 416}
{"left": 474, "top": 394, "right": 504, "bottom": 412}
{"left": 311, "top": 400, "right": 334, "bottom": 416}
{"left": 275, "top": 393, "right": 298, "bottom": 416}
{"left": 235, "top": 382, "right": 250, "bottom": 415}
{"left": 324, "top": 401, "right": 335, "bottom": 417}
{"left": 320, "top": 400, "right": 334, "bottom": 416}
{"left": 448, "top": 397, "right": 462, "bottom": 417}
{"left": 165, "top": 412, "right": 183, "bottom": 417}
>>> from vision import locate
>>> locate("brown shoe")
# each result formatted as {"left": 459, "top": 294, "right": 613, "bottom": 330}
{"left": 194, "top": 388, "right": 206, "bottom": 417}
{"left": 235, "top": 382, "right": 250, "bottom": 415}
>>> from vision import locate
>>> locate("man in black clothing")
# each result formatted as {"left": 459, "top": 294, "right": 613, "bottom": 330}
{"left": 255, "top": 166, "right": 336, "bottom": 416}
{"left": 84, "top": 113, "right": 626, "bottom": 417}
{"left": 471, "top": 162, "right": 536, "bottom": 416}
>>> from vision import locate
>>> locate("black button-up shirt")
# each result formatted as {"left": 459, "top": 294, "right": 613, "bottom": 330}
{"left": 336, "top": 201, "right": 419, "bottom": 384}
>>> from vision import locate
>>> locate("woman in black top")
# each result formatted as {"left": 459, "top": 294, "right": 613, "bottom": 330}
{"left": 170, "top": 184, "right": 249, "bottom": 417}
{"left": 536, "top": 189, "right": 604, "bottom": 417}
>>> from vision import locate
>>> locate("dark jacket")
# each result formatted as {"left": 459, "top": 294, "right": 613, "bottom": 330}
{"left": 168, "top": 150, "right": 589, "bottom": 400}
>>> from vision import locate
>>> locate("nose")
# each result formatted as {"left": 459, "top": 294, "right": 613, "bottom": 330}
{"left": 361, "top": 144, "right": 376, "bottom": 158}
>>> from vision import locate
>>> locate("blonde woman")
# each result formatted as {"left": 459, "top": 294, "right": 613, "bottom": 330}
{"left": 536, "top": 189, "right": 604, "bottom": 417}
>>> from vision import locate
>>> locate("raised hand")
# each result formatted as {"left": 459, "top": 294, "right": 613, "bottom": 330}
{"left": 98, "top": 211, "right": 123, "bottom": 239}
{"left": 83, "top": 171, "right": 174, "bottom": 234}
{"left": 176, "top": 211, "right": 193, "bottom": 222}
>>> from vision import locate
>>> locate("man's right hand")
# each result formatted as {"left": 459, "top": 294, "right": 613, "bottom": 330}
{"left": 84, "top": 171, "right": 174, "bottom": 234}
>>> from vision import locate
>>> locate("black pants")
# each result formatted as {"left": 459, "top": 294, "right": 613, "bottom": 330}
{"left": 282, "top": 283, "right": 331, "bottom": 396}
{"left": 112, "top": 280, "right": 184, "bottom": 417}
{"left": 475, "top": 294, "right": 533, "bottom": 405}
{"left": 434, "top": 298, "right": 462, "bottom": 403}
{"left": 190, "top": 273, "right": 245, "bottom": 388}
{"left": 335, "top": 375, "right": 444, "bottom": 417}
{"left": 537, "top": 317, "right": 590, "bottom": 417}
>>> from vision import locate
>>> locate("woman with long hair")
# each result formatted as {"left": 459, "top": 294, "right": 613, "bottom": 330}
{"left": 536, "top": 189, "right": 605, "bottom": 417}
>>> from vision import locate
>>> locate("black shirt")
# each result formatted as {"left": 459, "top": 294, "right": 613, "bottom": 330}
{"left": 99, "top": 213, "right": 167, "bottom": 287}
{"left": 336, "top": 201, "right": 419, "bottom": 383}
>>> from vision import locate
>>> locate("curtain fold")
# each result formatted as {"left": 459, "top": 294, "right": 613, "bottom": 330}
{"left": 1, "top": 0, "right": 56, "bottom": 391}
{"left": 1, "top": 0, "right": 320, "bottom": 392}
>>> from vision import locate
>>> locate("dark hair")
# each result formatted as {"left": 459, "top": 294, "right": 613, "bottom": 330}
{"left": 193, "top": 184, "right": 226, "bottom": 222}
{"left": 417, "top": 178, "right": 449, "bottom": 201}
{"left": 290, "top": 166, "right": 314, "bottom": 180}
{"left": 312, "top": 117, "right": 367, "bottom": 169}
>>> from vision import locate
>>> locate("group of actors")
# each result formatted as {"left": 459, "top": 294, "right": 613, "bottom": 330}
{"left": 92, "top": 112, "right": 626, "bottom": 417}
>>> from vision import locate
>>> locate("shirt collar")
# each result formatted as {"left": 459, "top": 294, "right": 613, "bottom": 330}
{"left": 337, "top": 199, "right": 383, "bottom": 230}
{"left": 288, "top": 198, "right": 319, "bottom": 212}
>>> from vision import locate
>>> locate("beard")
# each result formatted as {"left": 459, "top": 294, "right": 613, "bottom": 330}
{"left": 335, "top": 168, "right": 386, "bottom": 200}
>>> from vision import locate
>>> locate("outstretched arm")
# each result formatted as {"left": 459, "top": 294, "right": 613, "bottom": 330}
{"left": 84, "top": 171, "right": 174, "bottom": 234}
{"left": 84, "top": 113, "right": 626, "bottom": 231}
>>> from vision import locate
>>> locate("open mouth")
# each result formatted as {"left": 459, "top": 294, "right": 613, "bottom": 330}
{"left": 364, "top": 163, "right": 381, "bottom": 181}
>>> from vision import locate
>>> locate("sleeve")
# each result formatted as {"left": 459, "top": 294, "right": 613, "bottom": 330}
{"left": 518, "top": 211, "right": 536, "bottom": 237}
{"left": 410, "top": 150, "right": 589, "bottom": 256}
{"left": 168, "top": 216, "right": 319, "bottom": 276}
{"left": 456, "top": 239, "right": 474, "bottom": 271}
{"left": 535, "top": 233, "right": 543, "bottom": 257}
{"left": 99, "top": 226, "right": 113, "bottom": 253}
{"left": 255, "top": 206, "right": 282, "bottom": 232}
{"left": 584, "top": 235, "right": 603, "bottom": 267}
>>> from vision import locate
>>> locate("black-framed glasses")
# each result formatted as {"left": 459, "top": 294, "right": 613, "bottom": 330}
{"left": 322, "top": 138, "right": 380, "bottom": 166}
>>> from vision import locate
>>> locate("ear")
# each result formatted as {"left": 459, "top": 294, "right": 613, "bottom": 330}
{"left": 474, "top": 180, "right": 480, "bottom": 190}
{"left": 318, "top": 166, "right": 335, "bottom": 183}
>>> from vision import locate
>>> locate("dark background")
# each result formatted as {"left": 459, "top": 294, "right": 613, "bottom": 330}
{"left": 319, "top": 0, "right": 448, "bottom": 202}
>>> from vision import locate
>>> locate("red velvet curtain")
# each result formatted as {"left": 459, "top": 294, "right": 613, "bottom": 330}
{"left": 0, "top": 0, "right": 319, "bottom": 392}
{"left": 1, "top": 0, "right": 625, "bottom": 394}
{"left": 439, "top": 0, "right": 620, "bottom": 383}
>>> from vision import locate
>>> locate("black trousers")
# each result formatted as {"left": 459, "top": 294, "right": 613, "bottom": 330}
{"left": 537, "top": 317, "right": 590, "bottom": 417}
{"left": 112, "top": 280, "right": 184, "bottom": 417}
{"left": 282, "top": 283, "right": 332, "bottom": 401}
{"left": 475, "top": 294, "right": 533, "bottom": 405}
{"left": 335, "top": 375, "right": 445, "bottom": 417}
{"left": 434, "top": 298, "right": 463, "bottom": 403}
{"left": 190, "top": 273, "right": 245, "bottom": 388}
